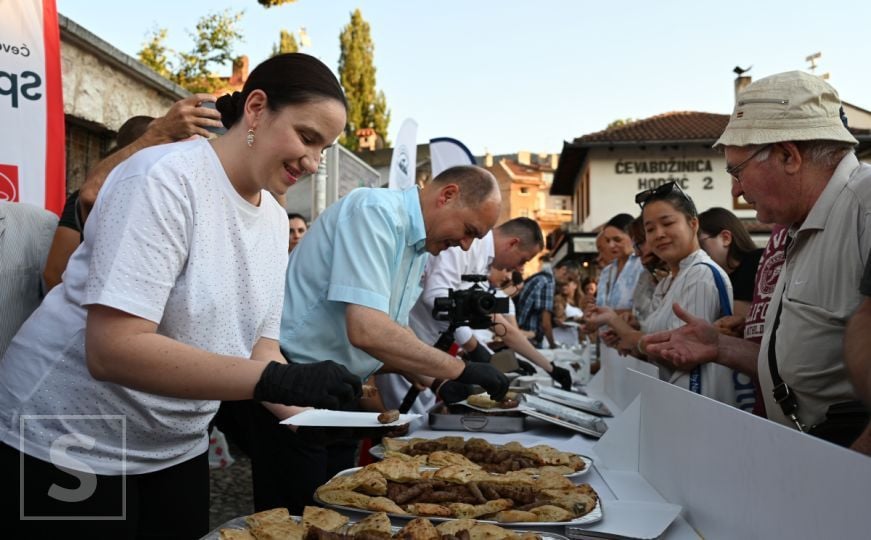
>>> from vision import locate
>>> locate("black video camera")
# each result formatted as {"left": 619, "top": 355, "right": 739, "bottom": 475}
{"left": 432, "top": 274, "right": 509, "bottom": 329}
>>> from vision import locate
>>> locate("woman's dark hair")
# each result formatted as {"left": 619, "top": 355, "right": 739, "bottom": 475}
{"left": 698, "top": 207, "right": 757, "bottom": 265}
{"left": 215, "top": 53, "right": 348, "bottom": 128}
{"left": 641, "top": 189, "right": 698, "bottom": 222}
{"left": 604, "top": 213, "right": 634, "bottom": 234}
{"left": 628, "top": 216, "right": 645, "bottom": 245}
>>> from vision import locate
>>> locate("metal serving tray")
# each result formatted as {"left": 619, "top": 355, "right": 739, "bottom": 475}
{"left": 533, "top": 385, "right": 612, "bottom": 417}
{"left": 521, "top": 395, "right": 608, "bottom": 438}
{"left": 428, "top": 402, "right": 528, "bottom": 433}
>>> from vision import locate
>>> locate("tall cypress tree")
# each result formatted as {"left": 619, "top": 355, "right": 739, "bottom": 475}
{"left": 338, "top": 9, "right": 390, "bottom": 151}
{"left": 272, "top": 29, "right": 299, "bottom": 56}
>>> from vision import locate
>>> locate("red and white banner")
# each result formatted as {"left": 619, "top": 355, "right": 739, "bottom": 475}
{"left": 0, "top": 0, "right": 65, "bottom": 214}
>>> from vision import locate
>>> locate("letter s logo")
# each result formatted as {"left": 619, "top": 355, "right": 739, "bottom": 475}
{"left": 47, "top": 433, "right": 98, "bottom": 503}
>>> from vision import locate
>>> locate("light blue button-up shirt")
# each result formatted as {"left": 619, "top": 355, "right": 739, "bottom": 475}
{"left": 280, "top": 187, "right": 429, "bottom": 380}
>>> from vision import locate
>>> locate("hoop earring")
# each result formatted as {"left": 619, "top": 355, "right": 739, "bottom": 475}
{"left": 246, "top": 129, "right": 255, "bottom": 147}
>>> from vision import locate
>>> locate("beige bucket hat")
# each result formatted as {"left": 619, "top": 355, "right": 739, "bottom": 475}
{"left": 714, "top": 70, "right": 858, "bottom": 148}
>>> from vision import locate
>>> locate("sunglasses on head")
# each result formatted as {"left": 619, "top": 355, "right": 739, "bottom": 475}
{"left": 634, "top": 181, "right": 697, "bottom": 215}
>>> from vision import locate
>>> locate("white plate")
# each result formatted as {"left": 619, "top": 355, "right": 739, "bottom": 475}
{"left": 457, "top": 393, "right": 528, "bottom": 413}
{"left": 316, "top": 467, "right": 603, "bottom": 527}
{"left": 280, "top": 409, "right": 420, "bottom": 428}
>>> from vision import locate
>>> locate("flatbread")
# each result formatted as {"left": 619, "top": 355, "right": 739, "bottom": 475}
{"left": 395, "top": 517, "right": 441, "bottom": 540}
{"left": 249, "top": 520, "right": 305, "bottom": 540}
{"left": 367, "top": 496, "right": 409, "bottom": 515}
{"left": 244, "top": 507, "right": 291, "bottom": 529}
{"left": 435, "top": 518, "right": 477, "bottom": 536}
{"left": 315, "top": 488, "right": 373, "bottom": 508}
{"left": 302, "top": 505, "right": 349, "bottom": 532}
{"left": 347, "top": 512, "right": 393, "bottom": 536}
{"left": 426, "top": 451, "right": 480, "bottom": 469}
{"left": 404, "top": 503, "right": 452, "bottom": 517}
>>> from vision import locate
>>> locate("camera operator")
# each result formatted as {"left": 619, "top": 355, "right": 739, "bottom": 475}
{"left": 377, "top": 218, "right": 573, "bottom": 419}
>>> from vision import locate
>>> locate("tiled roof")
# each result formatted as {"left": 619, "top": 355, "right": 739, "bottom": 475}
{"left": 576, "top": 111, "right": 730, "bottom": 144}
{"left": 501, "top": 160, "right": 552, "bottom": 178}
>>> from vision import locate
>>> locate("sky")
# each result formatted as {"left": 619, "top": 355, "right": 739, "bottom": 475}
{"left": 57, "top": 0, "right": 871, "bottom": 156}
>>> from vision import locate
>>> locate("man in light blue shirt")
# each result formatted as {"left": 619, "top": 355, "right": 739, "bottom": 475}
{"left": 244, "top": 166, "right": 508, "bottom": 513}
{"left": 281, "top": 165, "right": 506, "bottom": 389}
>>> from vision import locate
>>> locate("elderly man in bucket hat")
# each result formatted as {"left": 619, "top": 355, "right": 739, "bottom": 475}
{"left": 643, "top": 71, "right": 871, "bottom": 451}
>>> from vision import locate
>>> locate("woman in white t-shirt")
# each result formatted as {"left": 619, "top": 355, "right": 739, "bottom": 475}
{"left": 586, "top": 182, "right": 739, "bottom": 406}
{"left": 0, "top": 54, "right": 359, "bottom": 538}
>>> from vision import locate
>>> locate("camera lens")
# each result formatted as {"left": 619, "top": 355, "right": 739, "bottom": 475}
{"left": 476, "top": 295, "right": 494, "bottom": 313}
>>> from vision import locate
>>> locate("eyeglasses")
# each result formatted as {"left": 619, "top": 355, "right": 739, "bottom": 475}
{"left": 634, "top": 181, "right": 697, "bottom": 216}
{"left": 726, "top": 144, "right": 772, "bottom": 184}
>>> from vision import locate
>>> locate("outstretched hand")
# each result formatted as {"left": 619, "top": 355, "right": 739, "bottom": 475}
{"left": 642, "top": 303, "right": 719, "bottom": 369}
{"left": 714, "top": 315, "right": 746, "bottom": 338}
{"left": 583, "top": 304, "right": 616, "bottom": 330}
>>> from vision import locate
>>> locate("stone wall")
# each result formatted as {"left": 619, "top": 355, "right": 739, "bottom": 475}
{"left": 61, "top": 40, "right": 178, "bottom": 132}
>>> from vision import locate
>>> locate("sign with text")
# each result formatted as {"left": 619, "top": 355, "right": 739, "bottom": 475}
{"left": 0, "top": 0, "right": 65, "bottom": 214}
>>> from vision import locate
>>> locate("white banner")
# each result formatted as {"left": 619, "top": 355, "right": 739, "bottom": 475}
{"left": 0, "top": 0, "right": 65, "bottom": 214}
{"left": 388, "top": 118, "right": 417, "bottom": 190}
{"left": 429, "top": 136, "right": 476, "bottom": 176}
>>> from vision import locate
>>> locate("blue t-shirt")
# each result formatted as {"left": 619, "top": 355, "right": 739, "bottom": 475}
{"left": 280, "top": 187, "right": 428, "bottom": 380}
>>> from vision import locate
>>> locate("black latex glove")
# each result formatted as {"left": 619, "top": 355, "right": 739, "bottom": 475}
{"left": 550, "top": 362, "right": 573, "bottom": 391}
{"left": 466, "top": 343, "right": 493, "bottom": 363}
{"left": 432, "top": 380, "right": 474, "bottom": 404}
{"left": 455, "top": 362, "right": 509, "bottom": 401}
{"left": 254, "top": 360, "right": 362, "bottom": 410}
{"left": 515, "top": 359, "right": 537, "bottom": 376}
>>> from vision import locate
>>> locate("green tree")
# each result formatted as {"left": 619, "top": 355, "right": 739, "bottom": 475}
{"left": 607, "top": 118, "right": 635, "bottom": 130}
{"left": 138, "top": 27, "right": 172, "bottom": 80}
{"left": 137, "top": 9, "right": 245, "bottom": 93}
{"left": 338, "top": 9, "right": 390, "bottom": 151}
{"left": 272, "top": 29, "right": 299, "bottom": 56}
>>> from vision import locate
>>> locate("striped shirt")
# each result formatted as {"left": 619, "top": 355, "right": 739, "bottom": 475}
{"left": 0, "top": 202, "right": 57, "bottom": 358}
{"left": 642, "top": 249, "right": 738, "bottom": 406}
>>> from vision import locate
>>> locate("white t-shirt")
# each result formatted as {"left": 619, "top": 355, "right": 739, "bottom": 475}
{"left": 642, "top": 249, "right": 739, "bottom": 406}
{"left": 0, "top": 139, "right": 288, "bottom": 475}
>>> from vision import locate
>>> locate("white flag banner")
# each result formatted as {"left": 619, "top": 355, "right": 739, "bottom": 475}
{"left": 388, "top": 118, "right": 417, "bottom": 189}
{"left": 429, "top": 136, "right": 476, "bottom": 176}
{"left": 0, "top": 0, "right": 65, "bottom": 213}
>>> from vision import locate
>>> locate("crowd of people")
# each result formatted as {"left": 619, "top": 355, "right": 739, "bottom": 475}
{"left": 0, "top": 54, "right": 869, "bottom": 538}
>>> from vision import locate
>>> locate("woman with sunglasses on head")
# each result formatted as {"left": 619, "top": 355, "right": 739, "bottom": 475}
{"left": 586, "top": 182, "right": 740, "bottom": 406}
{"left": 697, "top": 207, "right": 763, "bottom": 322}
{"left": 0, "top": 53, "right": 361, "bottom": 538}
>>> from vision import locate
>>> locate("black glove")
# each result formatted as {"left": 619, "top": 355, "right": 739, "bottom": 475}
{"left": 432, "top": 380, "right": 474, "bottom": 404}
{"left": 515, "top": 359, "right": 537, "bottom": 376}
{"left": 455, "top": 362, "right": 509, "bottom": 401}
{"left": 550, "top": 362, "right": 573, "bottom": 391}
{"left": 254, "top": 360, "right": 362, "bottom": 410}
{"left": 466, "top": 343, "right": 493, "bottom": 364}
